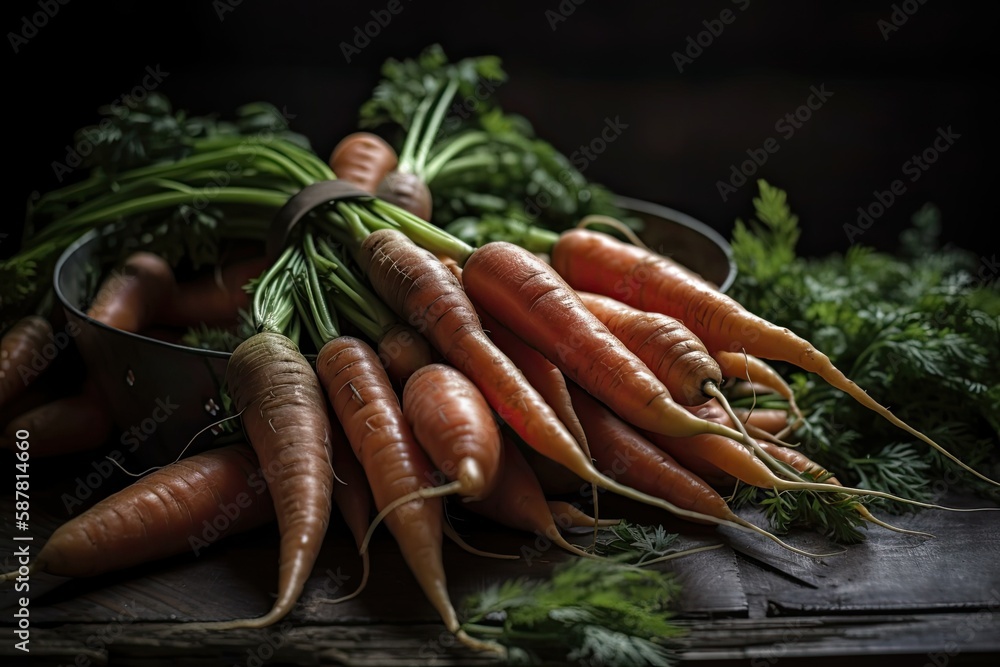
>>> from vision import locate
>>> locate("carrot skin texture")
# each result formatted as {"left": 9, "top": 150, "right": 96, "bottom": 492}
{"left": 0, "top": 315, "right": 54, "bottom": 408}
{"left": 376, "top": 171, "right": 433, "bottom": 221}
{"left": 402, "top": 363, "right": 503, "bottom": 501}
{"left": 159, "top": 255, "right": 269, "bottom": 328}
{"left": 376, "top": 322, "right": 436, "bottom": 389}
{"left": 87, "top": 252, "right": 177, "bottom": 334}
{"left": 576, "top": 291, "right": 723, "bottom": 406}
{"left": 462, "top": 241, "right": 733, "bottom": 441}
{"left": 357, "top": 230, "right": 596, "bottom": 484}
{"left": 327, "top": 413, "right": 373, "bottom": 552}
{"left": 475, "top": 307, "right": 591, "bottom": 457}
{"left": 316, "top": 335, "right": 459, "bottom": 633}
{"left": 734, "top": 408, "right": 793, "bottom": 436}
{"left": 226, "top": 332, "right": 335, "bottom": 626}
{"left": 464, "top": 432, "right": 582, "bottom": 550}
{"left": 3, "top": 377, "right": 114, "bottom": 457}
{"left": 566, "top": 381, "right": 729, "bottom": 526}
{"left": 328, "top": 132, "right": 398, "bottom": 193}
{"left": 31, "top": 443, "right": 275, "bottom": 578}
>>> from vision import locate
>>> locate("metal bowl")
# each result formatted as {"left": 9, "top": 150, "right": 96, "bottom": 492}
{"left": 53, "top": 199, "right": 735, "bottom": 467}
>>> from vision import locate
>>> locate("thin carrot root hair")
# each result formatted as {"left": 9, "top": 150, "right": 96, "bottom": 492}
{"left": 687, "top": 405, "right": 1000, "bottom": 515}
{"left": 754, "top": 440, "right": 936, "bottom": 539}
{"left": 442, "top": 522, "right": 519, "bottom": 560}
{"left": 547, "top": 501, "right": 620, "bottom": 529}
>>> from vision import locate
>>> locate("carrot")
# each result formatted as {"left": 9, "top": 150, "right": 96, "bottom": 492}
{"left": 733, "top": 408, "right": 795, "bottom": 436}
{"left": 475, "top": 308, "right": 591, "bottom": 460}
{"left": 1, "top": 443, "right": 275, "bottom": 581}
{"left": 402, "top": 363, "right": 503, "bottom": 501}
{"left": 87, "top": 251, "right": 177, "bottom": 334}
{"left": 187, "top": 331, "right": 335, "bottom": 630}
{"left": 2, "top": 377, "right": 114, "bottom": 457}
{"left": 376, "top": 171, "right": 433, "bottom": 221}
{"left": 713, "top": 350, "right": 804, "bottom": 430}
{"left": 564, "top": 379, "right": 818, "bottom": 554}
{"left": 315, "top": 334, "right": 501, "bottom": 655}
{"left": 575, "top": 290, "right": 722, "bottom": 406}
{"left": 159, "top": 255, "right": 269, "bottom": 328}
{"left": 328, "top": 132, "right": 399, "bottom": 193}
{"left": 463, "top": 431, "right": 597, "bottom": 560}
{"left": 376, "top": 321, "right": 437, "bottom": 389}
{"left": 551, "top": 228, "right": 998, "bottom": 487}
{"left": 546, "top": 501, "right": 620, "bottom": 529}
{"left": 0, "top": 316, "right": 54, "bottom": 409}
{"left": 357, "top": 229, "right": 816, "bottom": 552}
{"left": 461, "top": 240, "right": 756, "bottom": 449}
{"left": 326, "top": 413, "right": 373, "bottom": 603}
{"left": 449, "top": 261, "right": 592, "bottom": 472}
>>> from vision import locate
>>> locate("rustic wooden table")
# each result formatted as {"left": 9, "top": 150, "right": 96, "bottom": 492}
{"left": 2, "top": 457, "right": 998, "bottom": 667}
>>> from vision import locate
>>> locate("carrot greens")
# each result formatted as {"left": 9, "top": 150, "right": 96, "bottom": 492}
{"left": 729, "top": 180, "right": 1000, "bottom": 516}
{"left": 460, "top": 557, "right": 683, "bottom": 667}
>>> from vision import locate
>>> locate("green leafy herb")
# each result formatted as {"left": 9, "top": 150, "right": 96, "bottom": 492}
{"left": 592, "top": 521, "right": 682, "bottom": 565}
{"left": 729, "top": 180, "right": 1000, "bottom": 529}
{"left": 461, "top": 557, "right": 684, "bottom": 666}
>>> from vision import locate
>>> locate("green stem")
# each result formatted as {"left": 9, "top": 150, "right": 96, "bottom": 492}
{"left": 397, "top": 92, "right": 437, "bottom": 173}
{"left": 414, "top": 78, "right": 459, "bottom": 175}
{"left": 423, "top": 130, "right": 491, "bottom": 183}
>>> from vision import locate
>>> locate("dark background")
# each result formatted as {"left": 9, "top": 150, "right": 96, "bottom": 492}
{"left": 3, "top": 0, "right": 995, "bottom": 259}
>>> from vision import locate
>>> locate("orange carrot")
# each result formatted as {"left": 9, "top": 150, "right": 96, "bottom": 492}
{"left": 0, "top": 316, "right": 54, "bottom": 409}
{"left": 576, "top": 290, "right": 723, "bottom": 406}
{"left": 188, "top": 331, "right": 335, "bottom": 630}
{"left": 402, "top": 363, "right": 503, "bottom": 501}
{"left": 475, "top": 307, "right": 591, "bottom": 462}
{"left": 376, "top": 321, "right": 437, "bottom": 389}
{"left": 565, "top": 380, "right": 804, "bottom": 551}
{"left": 551, "top": 228, "right": 996, "bottom": 486}
{"left": 87, "top": 251, "right": 177, "bottom": 334}
{"left": 464, "top": 432, "right": 597, "bottom": 560}
{"left": 1, "top": 443, "right": 275, "bottom": 581}
{"left": 3, "top": 377, "right": 113, "bottom": 457}
{"left": 315, "top": 335, "right": 500, "bottom": 654}
{"left": 733, "top": 408, "right": 794, "bottom": 436}
{"left": 160, "top": 255, "right": 269, "bottom": 328}
{"left": 713, "top": 350, "right": 803, "bottom": 426}
{"left": 328, "top": 132, "right": 399, "bottom": 193}
{"left": 326, "top": 413, "right": 373, "bottom": 602}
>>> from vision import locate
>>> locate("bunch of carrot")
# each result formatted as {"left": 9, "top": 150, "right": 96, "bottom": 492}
{"left": 4, "top": 85, "right": 998, "bottom": 664}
